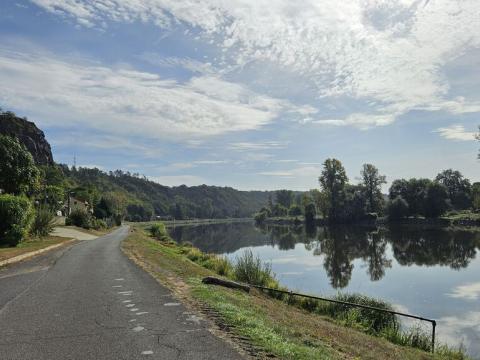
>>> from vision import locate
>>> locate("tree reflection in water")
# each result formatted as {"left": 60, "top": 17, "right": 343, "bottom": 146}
{"left": 168, "top": 222, "right": 480, "bottom": 289}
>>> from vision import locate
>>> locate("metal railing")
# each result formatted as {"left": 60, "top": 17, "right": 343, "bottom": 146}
{"left": 250, "top": 284, "right": 437, "bottom": 353}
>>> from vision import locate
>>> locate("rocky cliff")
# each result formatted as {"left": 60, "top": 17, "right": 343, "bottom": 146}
{"left": 0, "top": 112, "right": 54, "bottom": 165}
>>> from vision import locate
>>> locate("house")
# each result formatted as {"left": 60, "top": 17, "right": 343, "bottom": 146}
{"left": 67, "top": 196, "right": 92, "bottom": 215}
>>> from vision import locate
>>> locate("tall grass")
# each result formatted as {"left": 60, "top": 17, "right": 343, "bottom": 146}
{"left": 30, "top": 206, "right": 56, "bottom": 237}
{"left": 233, "top": 249, "right": 276, "bottom": 287}
{"left": 150, "top": 222, "right": 170, "bottom": 241}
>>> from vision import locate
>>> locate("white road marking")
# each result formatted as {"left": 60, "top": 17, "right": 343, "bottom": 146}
{"left": 133, "top": 326, "right": 145, "bottom": 332}
{"left": 126, "top": 304, "right": 135, "bottom": 307}
{"left": 118, "top": 291, "right": 132, "bottom": 294}
{"left": 141, "top": 350, "right": 153, "bottom": 355}
{"left": 129, "top": 319, "right": 137, "bottom": 322}
{"left": 115, "top": 278, "right": 125, "bottom": 281}
{"left": 123, "top": 300, "right": 132, "bottom": 303}
{"left": 164, "top": 303, "right": 180, "bottom": 306}
{"left": 112, "top": 285, "right": 123, "bottom": 288}
{"left": 130, "top": 308, "right": 139, "bottom": 311}
{"left": 136, "top": 312, "right": 149, "bottom": 315}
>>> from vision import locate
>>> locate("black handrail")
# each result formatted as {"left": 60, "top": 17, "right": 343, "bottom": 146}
{"left": 250, "top": 284, "right": 436, "bottom": 353}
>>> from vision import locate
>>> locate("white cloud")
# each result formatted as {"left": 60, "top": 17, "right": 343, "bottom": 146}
{"left": 229, "top": 141, "right": 289, "bottom": 151}
{"left": 258, "top": 171, "right": 294, "bottom": 177}
{"left": 0, "top": 47, "right": 303, "bottom": 140}
{"left": 435, "top": 125, "right": 476, "bottom": 142}
{"left": 29, "top": 0, "right": 480, "bottom": 128}
{"left": 447, "top": 282, "right": 480, "bottom": 300}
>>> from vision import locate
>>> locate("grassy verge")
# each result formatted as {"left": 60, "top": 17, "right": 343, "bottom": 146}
{"left": 123, "top": 226, "right": 468, "bottom": 360}
{"left": 0, "top": 235, "right": 71, "bottom": 262}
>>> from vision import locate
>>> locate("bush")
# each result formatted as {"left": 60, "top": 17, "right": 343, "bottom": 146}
{"left": 233, "top": 249, "right": 277, "bottom": 287}
{"left": 0, "top": 194, "right": 34, "bottom": 246}
{"left": 254, "top": 211, "right": 268, "bottom": 223}
{"left": 91, "top": 218, "right": 107, "bottom": 230}
{"left": 30, "top": 206, "right": 56, "bottom": 237}
{"left": 66, "top": 209, "right": 91, "bottom": 229}
{"left": 150, "top": 222, "right": 169, "bottom": 241}
{"left": 288, "top": 204, "right": 303, "bottom": 216}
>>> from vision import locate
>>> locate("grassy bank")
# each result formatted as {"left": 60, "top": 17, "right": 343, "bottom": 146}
{"left": 0, "top": 235, "right": 71, "bottom": 262}
{"left": 122, "top": 225, "right": 468, "bottom": 360}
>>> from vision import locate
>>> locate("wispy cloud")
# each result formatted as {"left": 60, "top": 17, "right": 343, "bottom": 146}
{"left": 435, "top": 125, "right": 476, "bottom": 142}
{"left": 229, "top": 141, "right": 289, "bottom": 151}
{"left": 0, "top": 47, "right": 306, "bottom": 140}
{"left": 447, "top": 282, "right": 480, "bottom": 300}
{"left": 30, "top": 0, "right": 480, "bottom": 128}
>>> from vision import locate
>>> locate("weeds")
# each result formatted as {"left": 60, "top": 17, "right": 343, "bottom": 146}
{"left": 30, "top": 206, "right": 56, "bottom": 237}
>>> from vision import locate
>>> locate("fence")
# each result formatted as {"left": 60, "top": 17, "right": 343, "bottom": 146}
{"left": 250, "top": 284, "right": 437, "bottom": 353}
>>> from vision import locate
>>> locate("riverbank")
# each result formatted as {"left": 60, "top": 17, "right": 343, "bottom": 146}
{"left": 122, "top": 226, "right": 467, "bottom": 360}
{"left": 259, "top": 212, "right": 480, "bottom": 229}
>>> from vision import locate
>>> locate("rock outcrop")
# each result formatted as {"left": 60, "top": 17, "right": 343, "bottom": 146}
{"left": 0, "top": 112, "right": 54, "bottom": 165}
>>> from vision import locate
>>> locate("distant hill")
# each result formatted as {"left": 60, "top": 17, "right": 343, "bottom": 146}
{"left": 0, "top": 110, "right": 273, "bottom": 220}
{"left": 65, "top": 166, "right": 273, "bottom": 220}
{"left": 0, "top": 111, "right": 54, "bottom": 165}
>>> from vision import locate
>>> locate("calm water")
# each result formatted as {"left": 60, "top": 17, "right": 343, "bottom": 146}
{"left": 169, "top": 222, "right": 480, "bottom": 357}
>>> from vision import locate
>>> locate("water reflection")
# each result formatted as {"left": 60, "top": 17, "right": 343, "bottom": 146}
{"left": 170, "top": 222, "right": 480, "bottom": 289}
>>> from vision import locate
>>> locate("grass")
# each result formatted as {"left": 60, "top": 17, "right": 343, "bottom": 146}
{"left": 122, "top": 226, "right": 469, "bottom": 360}
{"left": 0, "top": 235, "right": 71, "bottom": 262}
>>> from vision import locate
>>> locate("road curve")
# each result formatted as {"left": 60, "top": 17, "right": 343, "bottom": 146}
{"left": 0, "top": 226, "right": 243, "bottom": 359}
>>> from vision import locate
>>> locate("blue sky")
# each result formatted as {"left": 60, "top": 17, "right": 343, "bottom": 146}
{"left": 0, "top": 0, "right": 479, "bottom": 190}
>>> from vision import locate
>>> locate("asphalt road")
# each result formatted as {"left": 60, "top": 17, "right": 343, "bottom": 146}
{"left": 0, "top": 226, "right": 243, "bottom": 359}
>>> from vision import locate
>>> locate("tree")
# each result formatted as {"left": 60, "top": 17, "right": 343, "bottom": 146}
{"left": 310, "top": 189, "right": 330, "bottom": 219}
{"left": 472, "top": 182, "right": 480, "bottom": 211}
{"left": 388, "top": 196, "right": 409, "bottom": 220}
{"left": 360, "top": 164, "right": 386, "bottom": 213}
{"left": 435, "top": 169, "right": 472, "bottom": 209}
{"left": 0, "top": 194, "right": 34, "bottom": 246}
{"left": 319, "top": 158, "right": 348, "bottom": 222}
{"left": 275, "top": 190, "right": 294, "bottom": 208}
{"left": 0, "top": 135, "right": 39, "bottom": 195}
{"left": 424, "top": 182, "right": 449, "bottom": 218}
{"left": 288, "top": 204, "right": 302, "bottom": 216}
{"left": 304, "top": 202, "right": 316, "bottom": 224}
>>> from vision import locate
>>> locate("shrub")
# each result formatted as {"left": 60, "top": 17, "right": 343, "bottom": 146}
{"left": 0, "top": 194, "right": 34, "bottom": 246}
{"left": 288, "top": 204, "right": 303, "bottom": 216}
{"left": 91, "top": 218, "right": 107, "bottom": 230}
{"left": 30, "top": 206, "right": 56, "bottom": 237}
{"left": 66, "top": 209, "right": 91, "bottom": 229}
{"left": 233, "top": 249, "right": 276, "bottom": 287}
{"left": 150, "top": 222, "right": 170, "bottom": 241}
{"left": 254, "top": 211, "right": 268, "bottom": 223}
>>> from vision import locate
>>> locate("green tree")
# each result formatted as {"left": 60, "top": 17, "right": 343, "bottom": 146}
{"left": 275, "top": 190, "right": 294, "bottom": 208}
{"left": 310, "top": 189, "right": 330, "bottom": 219}
{"left": 288, "top": 204, "right": 302, "bottom": 216}
{"left": 388, "top": 196, "right": 409, "bottom": 220}
{"left": 304, "top": 202, "right": 316, "bottom": 223}
{"left": 424, "top": 182, "right": 449, "bottom": 218}
{"left": 0, "top": 194, "right": 34, "bottom": 246}
{"left": 319, "top": 158, "right": 348, "bottom": 222}
{"left": 435, "top": 169, "right": 472, "bottom": 209}
{"left": 360, "top": 164, "right": 386, "bottom": 213}
{"left": 472, "top": 182, "right": 480, "bottom": 211}
{"left": 0, "top": 135, "right": 39, "bottom": 195}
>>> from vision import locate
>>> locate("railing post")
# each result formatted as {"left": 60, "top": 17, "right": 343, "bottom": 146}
{"left": 431, "top": 320, "right": 436, "bottom": 353}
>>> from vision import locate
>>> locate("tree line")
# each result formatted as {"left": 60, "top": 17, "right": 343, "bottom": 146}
{"left": 256, "top": 158, "right": 479, "bottom": 224}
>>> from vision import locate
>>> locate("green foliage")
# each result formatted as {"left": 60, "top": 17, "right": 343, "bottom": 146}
{"left": 304, "top": 202, "right": 316, "bottom": 223}
{"left": 424, "top": 182, "right": 449, "bottom": 218}
{"left": 288, "top": 204, "right": 303, "bottom": 216}
{"left": 30, "top": 206, "right": 56, "bottom": 237}
{"left": 435, "top": 169, "right": 472, "bottom": 210}
{"left": 388, "top": 196, "right": 409, "bottom": 220}
{"left": 149, "top": 222, "right": 169, "bottom": 241}
{"left": 254, "top": 210, "right": 268, "bottom": 223}
{"left": 319, "top": 158, "right": 348, "bottom": 221}
{"left": 275, "top": 190, "right": 294, "bottom": 208}
{"left": 360, "top": 164, "right": 386, "bottom": 214}
{"left": 472, "top": 182, "right": 480, "bottom": 211}
{"left": 0, "top": 194, "right": 34, "bottom": 246}
{"left": 90, "top": 218, "right": 107, "bottom": 230}
{"left": 66, "top": 209, "right": 91, "bottom": 229}
{"left": 271, "top": 203, "right": 288, "bottom": 217}
{"left": 233, "top": 249, "right": 276, "bottom": 287}
{"left": 0, "top": 135, "right": 40, "bottom": 195}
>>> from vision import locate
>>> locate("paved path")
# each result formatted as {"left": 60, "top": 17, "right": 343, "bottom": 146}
{"left": 0, "top": 226, "right": 243, "bottom": 359}
{"left": 51, "top": 226, "right": 98, "bottom": 240}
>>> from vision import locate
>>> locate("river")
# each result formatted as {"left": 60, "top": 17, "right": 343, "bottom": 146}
{"left": 168, "top": 221, "right": 480, "bottom": 358}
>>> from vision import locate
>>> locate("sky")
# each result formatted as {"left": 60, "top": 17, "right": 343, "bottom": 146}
{"left": 0, "top": 0, "right": 479, "bottom": 191}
